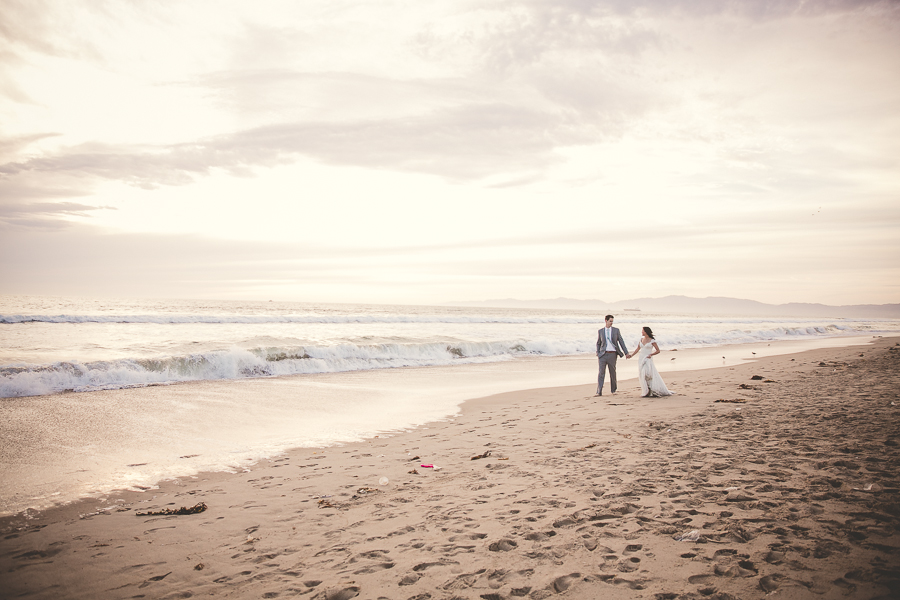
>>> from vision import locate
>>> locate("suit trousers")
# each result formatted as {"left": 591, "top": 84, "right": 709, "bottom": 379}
{"left": 597, "top": 351, "right": 618, "bottom": 394}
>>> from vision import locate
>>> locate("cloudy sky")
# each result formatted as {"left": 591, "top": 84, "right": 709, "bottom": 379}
{"left": 1, "top": 0, "right": 898, "bottom": 306}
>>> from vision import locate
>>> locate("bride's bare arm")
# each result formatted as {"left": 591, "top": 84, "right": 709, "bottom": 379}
{"left": 648, "top": 342, "right": 661, "bottom": 357}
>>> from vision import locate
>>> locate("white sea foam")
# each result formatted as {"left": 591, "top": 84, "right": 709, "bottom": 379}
{"left": 0, "top": 322, "right": 875, "bottom": 398}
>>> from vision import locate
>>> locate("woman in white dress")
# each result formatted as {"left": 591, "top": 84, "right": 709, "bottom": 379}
{"left": 626, "top": 327, "right": 672, "bottom": 397}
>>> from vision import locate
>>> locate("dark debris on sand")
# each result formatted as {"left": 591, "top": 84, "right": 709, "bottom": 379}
{"left": 135, "top": 502, "right": 208, "bottom": 516}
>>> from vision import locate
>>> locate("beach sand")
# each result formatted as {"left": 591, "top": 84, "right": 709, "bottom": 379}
{"left": 1, "top": 338, "right": 898, "bottom": 599}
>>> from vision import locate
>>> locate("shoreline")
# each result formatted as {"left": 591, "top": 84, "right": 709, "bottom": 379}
{"left": 1, "top": 337, "right": 898, "bottom": 598}
{"left": 0, "top": 335, "right": 888, "bottom": 520}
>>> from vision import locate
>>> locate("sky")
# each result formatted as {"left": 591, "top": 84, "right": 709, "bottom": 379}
{"left": 1, "top": 0, "right": 898, "bottom": 306}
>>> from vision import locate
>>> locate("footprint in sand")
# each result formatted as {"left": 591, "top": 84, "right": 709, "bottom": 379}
{"left": 312, "top": 586, "right": 360, "bottom": 600}
{"left": 138, "top": 571, "right": 172, "bottom": 588}
{"left": 448, "top": 531, "right": 487, "bottom": 541}
{"left": 488, "top": 538, "right": 518, "bottom": 551}
{"left": 550, "top": 573, "right": 582, "bottom": 592}
{"left": 759, "top": 574, "right": 784, "bottom": 593}
{"left": 412, "top": 559, "right": 459, "bottom": 571}
{"left": 523, "top": 531, "right": 556, "bottom": 542}
{"left": 610, "top": 576, "right": 648, "bottom": 590}
{"left": 352, "top": 562, "right": 395, "bottom": 574}
{"left": 617, "top": 557, "right": 640, "bottom": 572}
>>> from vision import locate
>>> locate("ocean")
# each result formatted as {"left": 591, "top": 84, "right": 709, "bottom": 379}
{"left": 4, "top": 295, "right": 896, "bottom": 398}
{"left": 2, "top": 294, "right": 898, "bottom": 516}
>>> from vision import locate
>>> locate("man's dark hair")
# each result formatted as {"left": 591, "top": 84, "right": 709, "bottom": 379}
{"left": 605, "top": 315, "right": 614, "bottom": 322}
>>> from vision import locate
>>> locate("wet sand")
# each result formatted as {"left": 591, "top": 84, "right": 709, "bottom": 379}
{"left": 1, "top": 338, "right": 898, "bottom": 599}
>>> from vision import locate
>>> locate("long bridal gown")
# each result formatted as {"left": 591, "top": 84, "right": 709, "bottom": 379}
{"left": 638, "top": 339, "right": 672, "bottom": 397}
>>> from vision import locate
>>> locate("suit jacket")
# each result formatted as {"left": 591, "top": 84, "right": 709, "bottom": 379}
{"left": 597, "top": 326, "right": 628, "bottom": 358}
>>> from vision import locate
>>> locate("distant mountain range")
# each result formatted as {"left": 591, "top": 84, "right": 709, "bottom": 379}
{"left": 444, "top": 295, "right": 900, "bottom": 318}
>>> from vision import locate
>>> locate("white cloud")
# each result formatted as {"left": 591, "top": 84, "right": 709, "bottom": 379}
{"left": 0, "top": 0, "right": 898, "bottom": 304}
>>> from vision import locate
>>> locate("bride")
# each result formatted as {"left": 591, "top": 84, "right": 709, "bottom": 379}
{"left": 626, "top": 327, "right": 672, "bottom": 397}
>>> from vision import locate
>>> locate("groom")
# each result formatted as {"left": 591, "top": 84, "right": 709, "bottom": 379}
{"left": 596, "top": 314, "right": 629, "bottom": 396}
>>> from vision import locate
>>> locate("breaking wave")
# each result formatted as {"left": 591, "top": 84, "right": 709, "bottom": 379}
{"left": 0, "top": 322, "right": 861, "bottom": 398}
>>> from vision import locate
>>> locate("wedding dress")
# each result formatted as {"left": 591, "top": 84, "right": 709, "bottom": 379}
{"left": 638, "top": 339, "right": 672, "bottom": 397}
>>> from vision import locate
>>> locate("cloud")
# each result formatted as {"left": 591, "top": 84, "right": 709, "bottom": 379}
{"left": 0, "top": 0, "right": 112, "bottom": 91}
{"left": 0, "top": 0, "right": 68, "bottom": 58}
{"left": 0, "top": 101, "right": 616, "bottom": 188}
{"left": 0, "top": 133, "right": 61, "bottom": 160}
{"left": 0, "top": 178, "right": 90, "bottom": 201}
{"left": 193, "top": 70, "right": 481, "bottom": 122}
{"left": 2, "top": 0, "right": 897, "bottom": 251}
{"left": 0, "top": 141, "right": 199, "bottom": 188}
{"left": 0, "top": 156, "right": 108, "bottom": 230}
{"left": 466, "top": 4, "right": 663, "bottom": 71}
{"left": 0, "top": 0, "right": 166, "bottom": 60}
{"left": 0, "top": 199, "right": 115, "bottom": 229}
{"left": 514, "top": 0, "right": 894, "bottom": 19}
{"left": 434, "top": 0, "right": 898, "bottom": 77}
{"left": 0, "top": 201, "right": 113, "bottom": 217}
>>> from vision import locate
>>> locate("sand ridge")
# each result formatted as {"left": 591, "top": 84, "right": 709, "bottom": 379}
{"left": 1, "top": 339, "right": 898, "bottom": 599}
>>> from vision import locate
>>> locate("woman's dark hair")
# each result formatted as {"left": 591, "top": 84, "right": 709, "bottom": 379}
{"left": 642, "top": 326, "right": 655, "bottom": 339}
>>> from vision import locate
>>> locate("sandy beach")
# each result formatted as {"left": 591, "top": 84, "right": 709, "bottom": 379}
{"left": 1, "top": 338, "right": 898, "bottom": 599}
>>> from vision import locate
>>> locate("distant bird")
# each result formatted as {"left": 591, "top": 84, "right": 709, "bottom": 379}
{"left": 671, "top": 357, "right": 676, "bottom": 360}
{"left": 751, "top": 352, "right": 756, "bottom": 355}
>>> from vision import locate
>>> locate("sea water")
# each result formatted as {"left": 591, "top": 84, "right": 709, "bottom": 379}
{"left": 1, "top": 295, "right": 898, "bottom": 516}
{"left": 3, "top": 295, "right": 896, "bottom": 398}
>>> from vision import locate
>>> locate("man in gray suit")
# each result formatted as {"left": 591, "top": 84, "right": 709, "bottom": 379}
{"left": 596, "top": 314, "right": 629, "bottom": 396}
